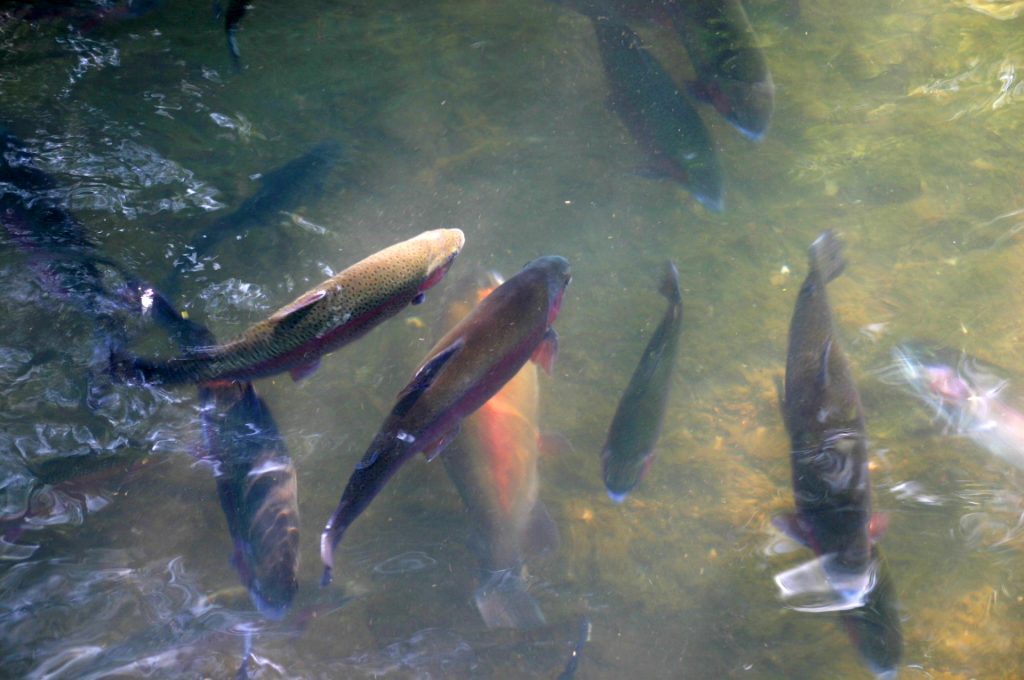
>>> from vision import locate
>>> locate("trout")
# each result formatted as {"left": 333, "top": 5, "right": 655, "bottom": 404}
{"left": 320, "top": 256, "right": 571, "bottom": 585}
{"left": 777, "top": 231, "right": 877, "bottom": 604}
{"left": 201, "top": 381, "right": 300, "bottom": 621}
{"left": 118, "top": 228, "right": 465, "bottom": 385}
{"left": 441, "top": 274, "right": 560, "bottom": 629}
{"left": 838, "top": 547, "right": 902, "bottom": 680}
{"left": 592, "top": 20, "right": 725, "bottom": 212}
{"left": 147, "top": 288, "right": 300, "bottom": 620}
{"left": 601, "top": 261, "right": 683, "bottom": 501}
{"left": 669, "top": 0, "right": 775, "bottom": 141}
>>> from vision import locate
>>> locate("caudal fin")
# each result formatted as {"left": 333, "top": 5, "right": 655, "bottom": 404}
{"left": 108, "top": 349, "right": 150, "bottom": 384}
{"left": 808, "top": 230, "right": 846, "bottom": 284}
{"left": 474, "top": 568, "right": 546, "bottom": 630}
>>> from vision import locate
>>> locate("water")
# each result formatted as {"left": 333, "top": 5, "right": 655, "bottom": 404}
{"left": 2, "top": 0, "right": 1024, "bottom": 677}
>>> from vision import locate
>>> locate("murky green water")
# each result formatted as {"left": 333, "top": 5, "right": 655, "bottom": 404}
{"left": 2, "top": 0, "right": 1024, "bottom": 678}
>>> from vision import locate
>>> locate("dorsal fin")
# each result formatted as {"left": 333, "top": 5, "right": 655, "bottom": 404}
{"left": 391, "top": 338, "right": 464, "bottom": 418}
{"left": 268, "top": 289, "right": 328, "bottom": 324}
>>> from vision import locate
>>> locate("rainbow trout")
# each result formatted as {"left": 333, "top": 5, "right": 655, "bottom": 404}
{"left": 777, "top": 231, "right": 877, "bottom": 604}
{"left": 601, "top": 261, "right": 683, "bottom": 502}
{"left": 670, "top": 0, "right": 775, "bottom": 141}
{"left": 147, "top": 288, "right": 300, "bottom": 620}
{"left": 201, "top": 381, "right": 300, "bottom": 621}
{"left": 592, "top": 20, "right": 725, "bottom": 212}
{"left": 441, "top": 274, "right": 560, "bottom": 629}
{"left": 320, "top": 256, "right": 571, "bottom": 585}
{"left": 118, "top": 228, "right": 465, "bottom": 385}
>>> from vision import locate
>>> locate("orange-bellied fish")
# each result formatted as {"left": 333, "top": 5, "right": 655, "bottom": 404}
{"left": 440, "top": 273, "right": 560, "bottom": 629}
{"left": 776, "top": 231, "right": 879, "bottom": 606}
{"left": 117, "top": 228, "right": 465, "bottom": 385}
{"left": 320, "top": 256, "right": 571, "bottom": 586}
{"left": 601, "top": 261, "right": 683, "bottom": 502}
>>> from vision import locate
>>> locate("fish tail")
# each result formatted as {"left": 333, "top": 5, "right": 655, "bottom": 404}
{"left": 808, "top": 230, "right": 846, "bottom": 284}
{"left": 474, "top": 568, "right": 546, "bottom": 630}
{"left": 659, "top": 260, "right": 681, "bottom": 303}
{"left": 108, "top": 348, "right": 154, "bottom": 384}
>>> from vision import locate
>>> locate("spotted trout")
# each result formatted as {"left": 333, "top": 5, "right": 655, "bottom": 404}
{"left": 320, "top": 256, "right": 571, "bottom": 585}
{"left": 777, "top": 231, "right": 878, "bottom": 604}
{"left": 592, "top": 20, "right": 725, "bottom": 212}
{"left": 602, "top": 261, "right": 683, "bottom": 502}
{"left": 117, "top": 228, "right": 465, "bottom": 385}
{"left": 441, "top": 273, "right": 560, "bottom": 629}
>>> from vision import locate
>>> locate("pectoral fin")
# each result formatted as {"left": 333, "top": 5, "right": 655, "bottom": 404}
{"left": 289, "top": 357, "right": 321, "bottom": 381}
{"left": 422, "top": 425, "right": 460, "bottom": 462}
{"left": 268, "top": 289, "right": 328, "bottom": 323}
{"left": 772, "top": 512, "right": 812, "bottom": 548}
{"left": 531, "top": 328, "right": 558, "bottom": 375}
{"left": 391, "top": 339, "right": 464, "bottom": 417}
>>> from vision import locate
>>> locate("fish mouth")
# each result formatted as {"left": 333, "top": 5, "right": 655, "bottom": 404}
{"left": 420, "top": 229, "right": 466, "bottom": 292}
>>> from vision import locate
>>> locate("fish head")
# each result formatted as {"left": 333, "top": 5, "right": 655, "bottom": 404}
{"left": 519, "top": 255, "right": 571, "bottom": 323}
{"left": 249, "top": 572, "right": 298, "bottom": 621}
{"left": 713, "top": 75, "right": 774, "bottom": 142}
{"left": 601, "top": 446, "right": 653, "bottom": 501}
{"left": 417, "top": 228, "right": 466, "bottom": 293}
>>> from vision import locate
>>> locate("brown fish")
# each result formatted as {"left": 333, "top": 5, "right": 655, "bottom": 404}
{"left": 320, "top": 256, "right": 571, "bottom": 586}
{"left": 441, "top": 274, "right": 560, "bottom": 629}
{"left": 117, "top": 228, "right": 465, "bottom": 385}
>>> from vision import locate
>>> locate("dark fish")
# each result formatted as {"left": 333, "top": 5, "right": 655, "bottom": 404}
{"left": 119, "top": 228, "right": 465, "bottom": 385}
{"left": 592, "top": 20, "right": 724, "bottom": 212}
{"left": 172, "top": 141, "right": 345, "bottom": 287}
{"left": 441, "top": 274, "right": 560, "bottom": 629}
{"left": 320, "top": 256, "right": 571, "bottom": 585}
{"left": 777, "top": 230, "right": 876, "bottom": 603}
{"left": 669, "top": 0, "right": 775, "bottom": 141}
{"left": 201, "top": 382, "right": 300, "bottom": 620}
{"left": 225, "top": 0, "right": 249, "bottom": 69}
{"left": 0, "top": 129, "right": 134, "bottom": 345}
{"left": 556, "top": 617, "right": 593, "bottom": 680}
{"left": 147, "top": 288, "right": 299, "bottom": 620}
{"left": 838, "top": 547, "right": 902, "bottom": 680}
{"left": 601, "top": 261, "right": 683, "bottom": 501}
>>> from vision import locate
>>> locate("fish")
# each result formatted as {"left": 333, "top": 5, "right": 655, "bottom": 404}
{"left": 601, "top": 261, "right": 683, "bottom": 502}
{"left": 440, "top": 273, "right": 560, "bottom": 629}
{"left": 889, "top": 343, "right": 1024, "bottom": 470}
{"left": 201, "top": 381, "right": 300, "bottom": 621}
{"left": 117, "top": 228, "right": 465, "bottom": 385}
{"left": 668, "top": 0, "right": 775, "bottom": 141}
{"left": 777, "top": 230, "right": 877, "bottom": 604}
{"left": 225, "top": 0, "right": 250, "bottom": 69}
{"left": 838, "top": 547, "right": 903, "bottom": 680}
{"left": 169, "top": 141, "right": 345, "bottom": 290}
{"left": 145, "top": 287, "right": 300, "bottom": 620}
{"left": 591, "top": 19, "right": 725, "bottom": 212}
{"left": 0, "top": 128, "right": 136, "bottom": 350}
{"left": 556, "top": 617, "right": 593, "bottom": 680}
{"left": 320, "top": 255, "right": 572, "bottom": 586}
